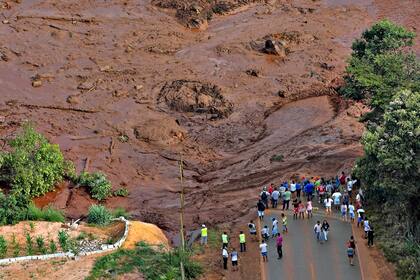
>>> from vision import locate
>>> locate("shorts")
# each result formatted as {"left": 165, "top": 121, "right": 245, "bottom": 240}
{"left": 232, "top": 260, "right": 238, "bottom": 266}
{"left": 250, "top": 231, "right": 257, "bottom": 235}
{"left": 261, "top": 252, "right": 267, "bottom": 257}
{"left": 358, "top": 217, "right": 363, "bottom": 223}
{"left": 258, "top": 211, "right": 264, "bottom": 217}
{"left": 347, "top": 253, "right": 354, "bottom": 257}
{"left": 350, "top": 212, "right": 355, "bottom": 219}
{"left": 341, "top": 211, "right": 346, "bottom": 216}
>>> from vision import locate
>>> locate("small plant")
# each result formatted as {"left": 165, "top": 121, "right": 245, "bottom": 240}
{"left": 78, "top": 172, "right": 112, "bottom": 201}
{"left": 112, "top": 207, "right": 131, "bottom": 219}
{"left": 36, "top": 236, "right": 47, "bottom": 254}
{"left": 76, "top": 232, "right": 87, "bottom": 241}
{"left": 49, "top": 240, "right": 57, "bottom": 254}
{"left": 270, "top": 154, "right": 284, "bottom": 162}
{"left": 0, "top": 235, "right": 7, "bottom": 258}
{"left": 11, "top": 234, "right": 20, "bottom": 257}
{"left": 58, "top": 230, "right": 70, "bottom": 252}
{"left": 26, "top": 232, "right": 34, "bottom": 255}
{"left": 69, "top": 239, "right": 80, "bottom": 256}
{"left": 87, "top": 233, "right": 96, "bottom": 241}
{"left": 113, "top": 188, "right": 129, "bottom": 197}
{"left": 29, "top": 221, "right": 35, "bottom": 232}
{"left": 27, "top": 203, "right": 65, "bottom": 223}
{"left": 87, "top": 204, "right": 112, "bottom": 226}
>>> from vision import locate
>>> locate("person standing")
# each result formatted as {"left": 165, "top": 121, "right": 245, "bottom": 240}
{"left": 363, "top": 217, "right": 370, "bottom": 239}
{"left": 339, "top": 171, "right": 346, "bottom": 190}
{"left": 261, "top": 188, "right": 270, "bottom": 209}
{"left": 281, "top": 213, "right": 288, "bottom": 233}
{"left": 346, "top": 178, "right": 357, "bottom": 198}
{"left": 296, "top": 181, "right": 302, "bottom": 198}
{"left": 239, "top": 231, "right": 246, "bottom": 252}
{"left": 271, "top": 218, "right": 279, "bottom": 237}
{"left": 222, "top": 246, "right": 229, "bottom": 270}
{"left": 248, "top": 220, "right": 257, "bottom": 241}
{"left": 332, "top": 190, "right": 342, "bottom": 211}
{"left": 341, "top": 203, "right": 348, "bottom": 222}
{"left": 283, "top": 189, "right": 291, "bottom": 210}
{"left": 257, "top": 200, "right": 266, "bottom": 221}
{"left": 271, "top": 188, "right": 280, "bottom": 208}
{"left": 290, "top": 181, "right": 296, "bottom": 198}
{"left": 261, "top": 225, "right": 269, "bottom": 241}
{"left": 324, "top": 196, "right": 333, "bottom": 215}
{"left": 367, "top": 227, "right": 374, "bottom": 247}
{"left": 231, "top": 248, "right": 239, "bottom": 271}
{"left": 201, "top": 224, "right": 208, "bottom": 246}
{"left": 348, "top": 203, "right": 355, "bottom": 223}
{"left": 298, "top": 200, "right": 305, "bottom": 219}
{"left": 222, "top": 232, "right": 229, "bottom": 248}
{"left": 321, "top": 220, "right": 330, "bottom": 242}
{"left": 276, "top": 234, "right": 283, "bottom": 259}
{"left": 304, "top": 181, "right": 314, "bottom": 201}
{"left": 357, "top": 208, "right": 365, "bottom": 227}
{"left": 314, "top": 221, "right": 322, "bottom": 242}
{"left": 260, "top": 240, "right": 268, "bottom": 262}
{"left": 306, "top": 199, "right": 313, "bottom": 219}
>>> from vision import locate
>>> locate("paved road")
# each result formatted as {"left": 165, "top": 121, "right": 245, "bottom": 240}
{"left": 262, "top": 211, "right": 361, "bottom": 280}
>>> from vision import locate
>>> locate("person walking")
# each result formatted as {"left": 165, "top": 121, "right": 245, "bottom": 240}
{"left": 260, "top": 188, "right": 270, "bottom": 209}
{"left": 231, "top": 248, "right": 239, "bottom": 271}
{"left": 257, "top": 199, "right": 266, "bottom": 221}
{"left": 239, "top": 231, "right": 246, "bottom": 252}
{"left": 363, "top": 217, "right": 370, "bottom": 239}
{"left": 260, "top": 240, "right": 268, "bottom": 262}
{"left": 292, "top": 199, "right": 299, "bottom": 220}
{"left": 341, "top": 203, "right": 348, "bottom": 222}
{"left": 367, "top": 227, "right": 374, "bottom": 247}
{"left": 222, "top": 232, "right": 229, "bottom": 248}
{"left": 276, "top": 234, "right": 283, "bottom": 259}
{"left": 324, "top": 196, "right": 333, "bottom": 215}
{"left": 261, "top": 225, "right": 269, "bottom": 241}
{"left": 281, "top": 213, "right": 288, "bottom": 233}
{"left": 248, "top": 220, "right": 257, "bottom": 241}
{"left": 222, "top": 246, "right": 229, "bottom": 270}
{"left": 332, "top": 190, "right": 342, "bottom": 211}
{"left": 306, "top": 199, "right": 313, "bottom": 219}
{"left": 201, "top": 224, "right": 208, "bottom": 246}
{"left": 348, "top": 236, "right": 356, "bottom": 253}
{"left": 282, "top": 189, "right": 292, "bottom": 210}
{"left": 314, "top": 221, "right": 322, "bottom": 242}
{"left": 347, "top": 244, "right": 355, "bottom": 266}
{"left": 296, "top": 181, "right": 302, "bottom": 198}
{"left": 348, "top": 202, "right": 355, "bottom": 223}
{"left": 298, "top": 200, "right": 305, "bottom": 219}
{"left": 346, "top": 177, "right": 357, "bottom": 198}
{"left": 271, "top": 218, "right": 279, "bottom": 237}
{"left": 322, "top": 220, "right": 330, "bottom": 242}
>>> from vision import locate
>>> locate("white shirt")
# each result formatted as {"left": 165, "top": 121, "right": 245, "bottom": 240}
{"left": 260, "top": 243, "right": 268, "bottom": 253}
{"left": 332, "top": 192, "right": 342, "bottom": 204}
{"left": 271, "top": 190, "right": 280, "bottom": 200}
{"left": 231, "top": 252, "right": 238, "bottom": 261}
{"left": 356, "top": 193, "right": 361, "bottom": 202}
{"left": 262, "top": 227, "right": 269, "bottom": 235}
{"left": 324, "top": 198, "right": 333, "bottom": 207}
{"left": 347, "top": 180, "right": 357, "bottom": 191}
{"left": 314, "top": 224, "right": 322, "bottom": 233}
{"left": 222, "top": 248, "right": 228, "bottom": 258}
{"left": 290, "top": 183, "right": 296, "bottom": 192}
{"left": 349, "top": 205, "right": 355, "bottom": 214}
{"left": 363, "top": 220, "right": 370, "bottom": 232}
{"left": 272, "top": 219, "right": 279, "bottom": 227}
{"left": 357, "top": 208, "right": 365, "bottom": 218}
{"left": 341, "top": 204, "right": 348, "bottom": 212}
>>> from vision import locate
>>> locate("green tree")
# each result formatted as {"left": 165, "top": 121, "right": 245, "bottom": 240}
{"left": 78, "top": 172, "right": 112, "bottom": 201}
{"left": 341, "top": 20, "right": 419, "bottom": 113}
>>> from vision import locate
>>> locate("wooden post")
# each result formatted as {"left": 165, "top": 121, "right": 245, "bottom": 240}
{"left": 179, "top": 153, "right": 186, "bottom": 280}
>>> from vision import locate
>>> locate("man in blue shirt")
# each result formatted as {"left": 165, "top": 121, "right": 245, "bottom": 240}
{"left": 295, "top": 182, "right": 302, "bottom": 198}
{"left": 305, "top": 182, "right": 314, "bottom": 201}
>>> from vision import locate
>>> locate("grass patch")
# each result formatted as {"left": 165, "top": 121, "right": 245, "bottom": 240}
{"left": 112, "top": 207, "right": 131, "bottom": 219}
{"left": 27, "top": 203, "right": 65, "bottom": 223}
{"left": 87, "top": 205, "right": 112, "bottom": 226}
{"left": 87, "top": 242, "right": 202, "bottom": 280}
{"left": 270, "top": 154, "right": 283, "bottom": 162}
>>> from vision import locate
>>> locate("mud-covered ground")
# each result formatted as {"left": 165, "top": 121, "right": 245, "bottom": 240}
{"left": 0, "top": 0, "right": 419, "bottom": 243}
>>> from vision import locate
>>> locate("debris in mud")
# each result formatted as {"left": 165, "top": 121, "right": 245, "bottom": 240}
{"left": 152, "top": 0, "right": 261, "bottom": 28}
{"left": 319, "top": 62, "right": 335, "bottom": 71}
{"left": 270, "top": 154, "right": 284, "bottom": 162}
{"left": 66, "top": 95, "right": 81, "bottom": 105}
{"left": 246, "top": 69, "right": 261, "bottom": 77}
{"left": 31, "top": 79, "right": 42, "bottom": 87}
{"left": 133, "top": 117, "right": 186, "bottom": 145}
{"left": 157, "top": 80, "right": 233, "bottom": 118}
{"left": 250, "top": 31, "right": 305, "bottom": 57}
{"left": 263, "top": 40, "right": 286, "bottom": 56}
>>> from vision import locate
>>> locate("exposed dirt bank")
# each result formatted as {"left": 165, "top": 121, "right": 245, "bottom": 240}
{"left": 0, "top": 0, "right": 418, "bottom": 245}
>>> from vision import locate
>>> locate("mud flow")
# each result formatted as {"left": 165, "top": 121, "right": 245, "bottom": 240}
{"left": 0, "top": 0, "right": 419, "bottom": 240}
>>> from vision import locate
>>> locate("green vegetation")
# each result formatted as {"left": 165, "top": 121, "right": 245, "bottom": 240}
{"left": 87, "top": 204, "right": 112, "bottom": 226}
{"left": 11, "top": 234, "right": 20, "bottom": 257}
{"left": 49, "top": 239, "right": 57, "bottom": 254}
{"left": 340, "top": 19, "right": 419, "bottom": 115}
{"left": 270, "top": 154, "right": 284, "bottom": 162}
{"left": 112, "top": 207, "right": 131, "bottom": 219}
{"left": 58, "top": 230, "right": 70, "bottom": 252}
{"left": 87, "top": 242, "right": 202, "bottom": 280}
{"left": 25, "top": 232, "right": 34, "bottom": 255}
{"left": 345, "top": 20, "right": 419, "bottom": 280}
{"left": 27, "top": 203, "right": 65, "bottom": 223}
{"left": 78, "top": 172, "right": 112, "bottom": 201}
{"left": 113, "top": 188, "right": 129, "bottom": 197}
{"left": 36, "top": 236, "right": 47, "bottom": 254}
{"left": 0, "top": 235, "right": 7, "bottom": 258}
{"left": 0, "top": 124, "right": 74, "bottom": 198}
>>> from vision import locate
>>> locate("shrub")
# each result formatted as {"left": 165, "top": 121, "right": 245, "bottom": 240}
{"left": 113, "top": 188, "right": 129, "bottom": 197}
{"left": 26, "top": 232, "right": 34, "bottom": 255}
{"left": 0, "top": 235, "right": 7, "bottom": 258}
{"left": 87, "top": 205, "right": 112, "bottom": 226}
{"left": 0, "top": 192, "right": 30, "bottom": 225}
{"left": 58, "top": 230, "right": 70, "bottom": 252}
{"left": 0, "top": 124, "right": 73, "bottom": 198}
{"left": 49, "top": 239, "right": 57, "bottom": 254}
{"left": 78, "top": 172, "right": 112, "bottom": 201}
{"left": 26, "top": 203, "right": 65, "bottom": 223}
{"left": 112, "top": 207, "right": 131, "bottom": 219}
{"left": 270, "top": 154, "right": 283, "bottom": 162}
{"left": 36, "top": 236, "right": 47, "bottom": 254}
{"left": 11, "top": 234, "right": 19, "bottom": 257}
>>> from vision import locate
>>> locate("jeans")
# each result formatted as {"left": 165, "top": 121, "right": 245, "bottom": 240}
{"left": 201, "top": 236, "right": 207, "bottom": 245}
{"left": 240, "top": 242, "right": 246, "bottom": 252}
{"left": 297, "top": 189, "right": 301, "bottom": 198}
{"left": 223, "top": 257, "right": 228, "bottom": 269}
{"left": 282, "top": 200, "right": 290, "bottom": 210}
{"left": 368, "top": 236, "right": 373, "bottom": 246}
{"left": 323, "top": 231, "right": 328, "bottom": 241}
{"left": 277, "top": 245, "right": 283, "bottom": 258}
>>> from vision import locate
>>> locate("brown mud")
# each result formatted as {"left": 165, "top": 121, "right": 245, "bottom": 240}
{"left": 0, "top": 0, "right": 418, "bottom": 251}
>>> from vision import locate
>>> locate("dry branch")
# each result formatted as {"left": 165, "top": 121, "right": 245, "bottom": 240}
{"left": 20, "top": 104, "right": 99, "bottom": 113}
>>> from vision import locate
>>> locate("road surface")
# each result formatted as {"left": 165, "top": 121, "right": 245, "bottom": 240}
{"left": 263, "top": 211, "right": 361, "bottom": 280}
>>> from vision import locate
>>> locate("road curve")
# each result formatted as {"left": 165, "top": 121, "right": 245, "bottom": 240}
{"left": 262, "top": 211, "right": 361, "bottom": 280}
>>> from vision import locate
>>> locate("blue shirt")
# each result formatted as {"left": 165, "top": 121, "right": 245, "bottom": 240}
{"left": 295, "top": 183, "right": 301, "bottom": 190}
{"left": 305, "top": 183, "right": 314, "bottom": 193}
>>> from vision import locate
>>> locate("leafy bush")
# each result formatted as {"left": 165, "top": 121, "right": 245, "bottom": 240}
{"left": 87, "top": 242, "right": 202, "bottom": 280}
{"left": 36, "top": 236, "right": 47, "bottom": 254}
{"left": 0, "top": 235, "right": 7, "bottom": 258}
{"left": 340, "top": 19, "right": 419, "bottom": 112}
{"left": 49, "top": 239, "right": 57, "bottom": 254}
{"left": 112, "top": 207, "right": 131, "bottom": 219}
{"left": 25, "top": 232, "right": 34, "bottom": 255}
{"left": 270, "top": 154, "right": 284, "bottom": 162}
{"left": 11, "top": 234, "right": 19, "bottom": 257}
{"left": 78, "top": 172, "right": 112, "bottom": 201}
{"left": 113, "top": 188, "right": 129, "bottom": 197}
{"left": 0, "top": 124, "right": 74, "bottom": 198}
{"left": 27, "top": 203, "right": 65, "bottom": 223}
{"left": 87, "top": 205, "right": 112, "bottom": 226}
{"left": 58, "top": 230, "right": 70, "bottom": 252}
{"left": 0, "top": 192, "right": 30, "bottom": 225}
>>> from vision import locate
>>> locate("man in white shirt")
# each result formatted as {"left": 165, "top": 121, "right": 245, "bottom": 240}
{"left": 332, "top": 191, "right": 342, "bottom": 210}
{"left": 347, "top": 178, "right": 357, "bottom": 197}
{"left": 222, "top": 246, "right": 229, "bottom": 270}
{"left": 271, "top": 188, "right": 280, "bottom": 208}
{"left": 259, "top": 240, "right": 268, "bottom": 262}
{"left": 348, "top": 203, "right": 355, "bottom": 223}
{"left": 357, "top": 208, "right": 365, "bottom": 227}
{"left": 314, "top": 221, "right": 322, "bottom": 242}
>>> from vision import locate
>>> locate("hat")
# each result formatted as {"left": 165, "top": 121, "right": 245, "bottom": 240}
{"left": 202, "top": 224, "right": 206, "bottom": 228}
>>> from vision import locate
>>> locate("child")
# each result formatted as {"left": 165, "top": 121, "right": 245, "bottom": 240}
{"left": 347, "top": 244, "right": 355, "bottom": 265}
{"left": 260, "top": 240, "right": 268, "bottom": 262}
{"left": 271, "top": 218, "right": 279, "bottom": 237}
{"left": 298, "top": 201, "right": 305, "bottom": 219}
{"left": 363, "top": 217, "right": 370, "bottom": 239}
{"left": 281, "top": 213, "right": 288, "bottom": 233}
{"left": 248, "top": 220, "right": 257, "bottom": 241}
{"left": 293, "top": 199, "right": 299, "bottom": 220}
{"left": 231, "top": 248, "right": 239, "bottom": 271}
{"left": 357, "top": 208, "right": 365, "bottom": 227}
{"left": 306, "top": 200, "right": 313, "bottom": 219}
{"left": 341, "top": 203, "right": 348, "bottom": 222}
{"left": 261, "top": 225, "right": 269, "bottom": 241}
{"left": 348, "top": 203, "right": 355, "bottom": 223}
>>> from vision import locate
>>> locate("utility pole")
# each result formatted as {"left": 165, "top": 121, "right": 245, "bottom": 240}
{"left": 179, "top": 153, "right": 186, "bottom": 280}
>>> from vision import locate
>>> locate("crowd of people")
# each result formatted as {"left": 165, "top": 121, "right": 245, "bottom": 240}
{"left": 200, "top": 171, "right": 375, "bottom": 271}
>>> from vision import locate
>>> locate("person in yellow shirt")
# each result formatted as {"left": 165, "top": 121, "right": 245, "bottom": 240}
{"left": 222, "top": 232, "right": 229, "bottom": 248}
{"left": 201, "top": 224, "right": 208, "bottom": 245}
{"left": 239, "top": 231, "right": 246, "bottom": 252}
